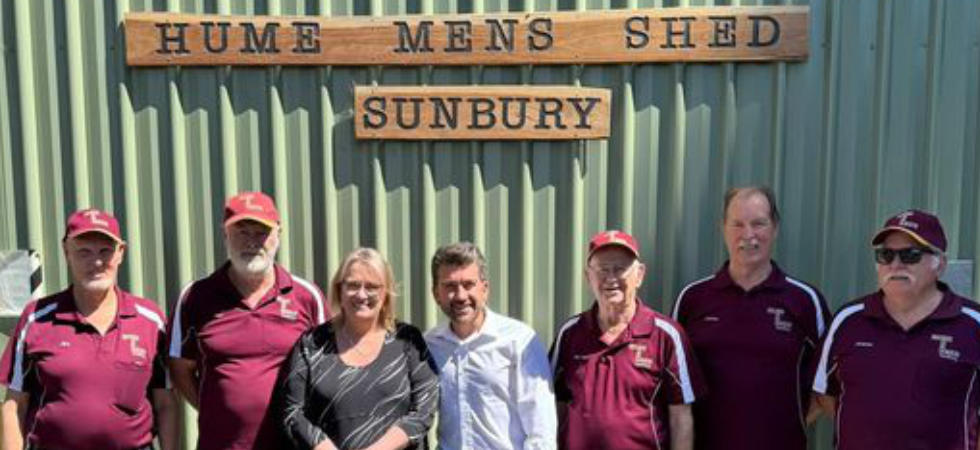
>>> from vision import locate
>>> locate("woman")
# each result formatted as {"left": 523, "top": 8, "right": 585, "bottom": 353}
{"left": 281, "top": 247, "right": 439, "bottom": 450}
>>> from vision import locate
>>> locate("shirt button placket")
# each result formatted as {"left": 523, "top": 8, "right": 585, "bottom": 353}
{"left": 456, "top": 346, "right": 471, "bottom": 450}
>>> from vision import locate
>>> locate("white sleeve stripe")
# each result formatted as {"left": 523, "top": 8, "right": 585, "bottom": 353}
{"left": 169, "top": 282, "right": 196, "bottom": 358}
{"left": 292, "top": 276, "right": 326, "bottom": 325}
{"left": 812, "top": 304, "right": 864, "bottom": 394}
{"left": 672, "top": 275, "right": 715, "bottom": 320}
{"left": 10, "top": 303, "right": 58, "bottom": 391}
{"left": 550, "top": 316, "right": 580, "bottom": 374}
{"left": 654, "top": 318, "right": 696, "bottom": 403}
{"left": 134, "top": 304, "right": 165, "bottom": 331}
{"left": 785, "top": 277, "right": 826, "bottom": 336}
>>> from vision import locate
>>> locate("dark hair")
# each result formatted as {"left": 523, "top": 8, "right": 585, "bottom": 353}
{"left": 430, "top": 242, "right": 488, "bottom": 285}
{"left": 723, "top": 186, "right": 781, "bottom": 225}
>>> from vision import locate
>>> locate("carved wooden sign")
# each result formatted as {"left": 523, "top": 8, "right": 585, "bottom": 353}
{"left": 125, "top": 6, "right": 808, "bottom": 66}
{"left": 353, "top": 86, "right": 611, "bottom": 140}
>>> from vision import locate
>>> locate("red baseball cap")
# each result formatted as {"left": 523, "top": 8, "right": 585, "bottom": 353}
{"left": 64, "top": 208, "right": 123, "bottom": 243}
{"left": 871, "top": 209, "right": 947, "bottom": 253}
{"left": 223, "top": 191, "right": 280, "bottom": 228}
{"left": 588, "top": 230, "right": 640, "bottom": 260}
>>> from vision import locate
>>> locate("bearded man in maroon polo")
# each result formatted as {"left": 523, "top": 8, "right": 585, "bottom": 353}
{"left": 168, "top": 192, "right": 329, "bottom": 450}
{"left": 550, "top": 230, "right": 705, "bottom": 450}
{"left": 672, "top": 186, "right": 830, "bottom": 450}
{"left": 813, "top": 209, "right": 980, "bottom": 450}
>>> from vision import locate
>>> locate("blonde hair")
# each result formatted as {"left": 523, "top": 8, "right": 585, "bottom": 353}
{"left": 329, "top": 247, "right": 398, "bottom": 331}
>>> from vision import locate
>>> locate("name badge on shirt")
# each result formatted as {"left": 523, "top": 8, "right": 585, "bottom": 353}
{"left": 277, "top": 296, "right": 299, "bottom": 321}
{"left": 629, "top": 343, "right": 653, "bottom": 369}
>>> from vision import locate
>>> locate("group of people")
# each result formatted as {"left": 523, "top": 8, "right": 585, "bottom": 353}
{"left": 0, "top": 186, "right": 976, "bottom": 450}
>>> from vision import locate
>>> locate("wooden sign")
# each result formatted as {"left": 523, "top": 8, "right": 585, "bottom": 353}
{"left": 354, "top": 86, "right": 611, "bottom": 140}
{"left": 125, "top": 6, "right": 808, "bottom": 66}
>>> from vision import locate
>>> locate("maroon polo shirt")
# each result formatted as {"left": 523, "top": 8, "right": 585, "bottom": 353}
{"left": 813, "top": 283, "right": 980, "bottom": 450}
{"left": 672, "top": 262, "right": 829, "bottom": 450}
{"left": 549, "top": 299, "right": 705, "bottom": 450}
{"left": 168, "top": 262, "right": 329, "bottom": 450}
{"left": 0, "top": 287, "right": 168, "bottom": 450}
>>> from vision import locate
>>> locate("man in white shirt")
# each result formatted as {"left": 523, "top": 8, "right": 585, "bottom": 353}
{"left": 425, "top": 242, "right": 557, "bottom": 450}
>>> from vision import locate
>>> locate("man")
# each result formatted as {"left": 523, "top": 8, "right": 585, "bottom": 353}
{"left": 813, "top": 210, "right": 980, "bottom": 450}
{"left": 168, "top": 191, "right": 329, "bottom": 450}
{"left": 0, "top": 209, "right": 177, "bottom": 450}
{"left": 550, "top": 230, "right": 704, "bottom": 450}
{"left": 671, "top": 186, "right": 829, "bottom": 450}
{"left": 424, "top": 242, "right": 556, "bottom": 450}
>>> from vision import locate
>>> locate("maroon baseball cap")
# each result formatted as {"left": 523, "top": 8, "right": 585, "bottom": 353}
{"left": 64, "top": 208, "right": 123, "bottom": 243}
{"left": 588, "top": 230, "right": 640, "bottom": 260}
{"left": 871, "top": 209, "right": 947, "bottom": 252}
{"left": 223, "top": 191, "right": 280, "bottom": 228}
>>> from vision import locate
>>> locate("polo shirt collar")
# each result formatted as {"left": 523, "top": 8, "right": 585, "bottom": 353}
{"left": 711, "top": 260, "right": 787, "bottom": 292}
{"left": 586, "top": 298, "right": 656, "bottom": 341}
{"left": 214, "top": 261, "right": 294, "bottom": 304}
{"left": 53, "top": 285, "right": 137, "bottom": 323}
{"left": 863, "top": 281, "right": 962, "bottom": 324}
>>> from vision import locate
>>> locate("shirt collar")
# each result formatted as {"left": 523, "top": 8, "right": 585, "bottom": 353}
{"left": 53, "top": 285, "right": 136, "bottom": 323}
{"left": 215, "top": 261, "right": 294, "bottom": 301}
{"left": 586, "top": 298, "right": 656, "bottom": 340}
{"left": 863, "top": 281, "right": 962, "bottom": 323}
{"left": 430, "top": 308, "right": 502, "bottom": 344}
{"left": 711, "top": 260, "right": 786, "bottom": 292}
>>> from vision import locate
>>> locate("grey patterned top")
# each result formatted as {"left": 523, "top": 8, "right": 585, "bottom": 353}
{"left": 280, "top": 321, "right": 439, "bottom": 450}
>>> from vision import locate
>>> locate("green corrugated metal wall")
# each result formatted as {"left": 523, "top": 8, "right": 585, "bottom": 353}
{"left": 1, "top": 0, "right": 979, "bottom": 448}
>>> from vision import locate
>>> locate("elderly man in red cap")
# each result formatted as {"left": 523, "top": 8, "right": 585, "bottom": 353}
{"left": 167, "top": 192, "right": 330, "bottom": 450}
{"left": 813, "top": 210, "right": 980, "bottom": 450}
{"left": 0, "top": 209, "right": 178, "bottom": 450}
{"left": 550, "top": 230, "right": 705, "bottom": 450}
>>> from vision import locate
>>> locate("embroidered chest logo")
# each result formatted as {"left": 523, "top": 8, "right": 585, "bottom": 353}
{"left": 629, "top": 343, "right": 653, "bottom": 369}
{"left": 121, "top": 334, "right": 147, "bottom": 359}
{"left": 896, "top": 211, "right": 919, "bottom": 229}
{"left": 766, "top": 307, "right": 793, "bottom": 332}
{"left": 277, "top": 296, "right": 298, "bottom": 321}
{"left": 931, "top": 334, "right": 960, "bottom": 361}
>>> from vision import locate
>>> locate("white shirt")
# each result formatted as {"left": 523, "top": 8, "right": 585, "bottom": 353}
{"left": 425, "top": 309, "right": 557, "bottom": 450}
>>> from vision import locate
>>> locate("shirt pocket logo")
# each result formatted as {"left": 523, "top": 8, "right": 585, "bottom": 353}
{"left": 766, "top": 307, "right": 793, "bottom": 332}
{"left": 121, "top": 333, "right": 147, "bottom": 359}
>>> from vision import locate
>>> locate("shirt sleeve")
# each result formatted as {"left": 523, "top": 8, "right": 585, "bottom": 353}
{"left": 811, "top": 334, "right": 841, "bottom": 396}
{"left": 394, "top": 325, "right": 440, "bottom": 444}
{"left": 150, "top": 310, "right": 169, "bottom": 390}
{"left": 0, "top": 302, "right": 38, "bottom": 392}
{"left": 292, "top": 276, "right": 331, "bottom": 326}
{"left": 657, "top": 318, "right": 706, "bottom": 405}
{"left": 280, "top": 331, "right": 332, "bottom": 450}
{"left": 515, "top": 333, "right": 558, "bottom": 450}
{"left": 166, "top": 283, "right": 199, "bottom": 361}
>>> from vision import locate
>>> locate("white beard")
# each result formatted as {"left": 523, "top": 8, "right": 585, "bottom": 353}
{"left": 229, "top": 249, "right": 275, "bottom": 276}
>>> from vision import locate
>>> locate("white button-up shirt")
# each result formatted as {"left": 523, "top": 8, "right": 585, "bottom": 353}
{"left": 425, "top": 309, "right": 557, "bottom": 450}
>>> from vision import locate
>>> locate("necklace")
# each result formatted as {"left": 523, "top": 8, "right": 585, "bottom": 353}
{"left": 337, "top": 326, "right": 373, "bottom": 357}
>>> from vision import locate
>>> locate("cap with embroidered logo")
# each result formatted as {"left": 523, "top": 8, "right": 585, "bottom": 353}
{"left": 588, "top": 230, "right": 640, "bottom": 260}
{"left": 64, "top": 209, "right": 123, "bottom": 243}
{"left": 871, "top": 209, "right": 947, "bottom": 253}
{"left": 223, "top": 191, "right": 280, "bottom": 228}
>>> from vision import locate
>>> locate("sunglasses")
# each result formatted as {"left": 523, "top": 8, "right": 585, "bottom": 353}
{"left": 874, "top": 247, "right": 934, "bottom": 265}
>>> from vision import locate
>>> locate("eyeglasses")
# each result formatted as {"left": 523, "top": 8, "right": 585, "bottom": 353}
{"left": 342, "top": 281, "right": 383, "bottom": 296}
{"left": 587, "top": 262, "right": 636, "bottom": 278}
{"left": 874, "top": 247, "right": 934, "bottom": 265}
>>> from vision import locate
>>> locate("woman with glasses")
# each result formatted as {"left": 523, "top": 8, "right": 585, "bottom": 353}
{"left": 280, "top": 248, "right": 439, "bottom": 450}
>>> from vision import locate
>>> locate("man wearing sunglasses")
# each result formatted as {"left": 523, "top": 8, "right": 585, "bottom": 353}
{"left": 813, "top": 210, "right": 980, "bottom": 450}
{"left": 672, "top": 186, "right": 830, "bottom": 450}
{"left": 550, "top": 230, "right": 705, "bottom": 450}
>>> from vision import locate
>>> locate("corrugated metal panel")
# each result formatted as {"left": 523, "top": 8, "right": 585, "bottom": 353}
{"left": 1, "top": 0, "right": 979, "bottom": 448}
